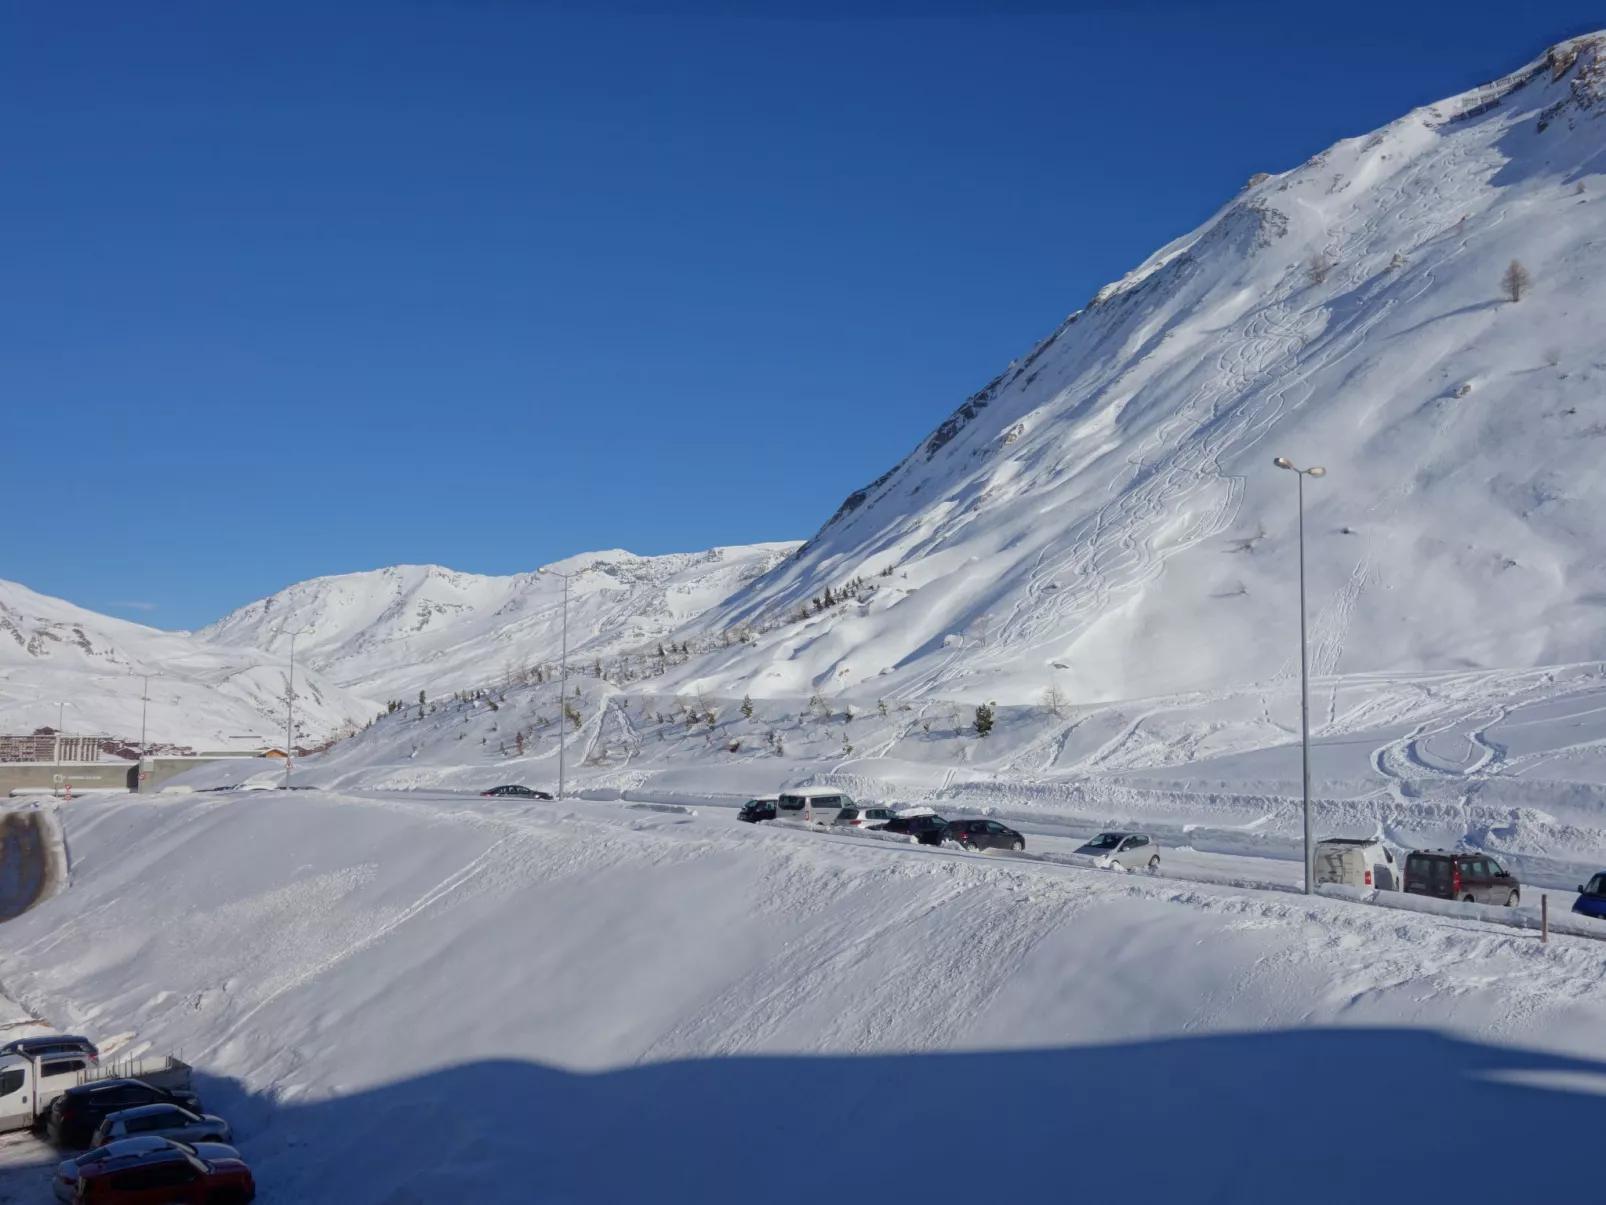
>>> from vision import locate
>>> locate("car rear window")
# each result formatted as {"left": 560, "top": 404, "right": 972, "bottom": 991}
{"left": 1408, "top": 856, "right": 1449, "bottom": 881}
{"left": 837, "top": 808, "right": 859, "bottom": 820}
{"left": 778, "top": 795, "right": 804, "bottom": 810}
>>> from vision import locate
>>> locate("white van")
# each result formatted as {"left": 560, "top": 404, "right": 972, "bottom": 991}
{"left": 776, "top": 787, "right": 856, "bottom": 826}
{"left": 1314, "top": 837, "right": 1399, "bottom": 890}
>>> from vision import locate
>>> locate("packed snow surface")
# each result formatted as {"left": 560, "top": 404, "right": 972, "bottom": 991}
{"left": 2, "top": 789, "right": 1604, "bottom": 1202}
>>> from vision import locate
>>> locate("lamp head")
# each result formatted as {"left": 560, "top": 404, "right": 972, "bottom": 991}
{"left": 1307, "top": 466, "right": 1327, "bottom": 478}
{"left": 1273, "top": 456, "right": 1294, "bottom": 470}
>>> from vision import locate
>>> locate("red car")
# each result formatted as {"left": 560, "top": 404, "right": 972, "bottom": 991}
{"left": 73, "top": 1144, "right": 254, "bottom": 1203}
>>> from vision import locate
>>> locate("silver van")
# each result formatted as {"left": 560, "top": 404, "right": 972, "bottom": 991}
{"left": 776, "top": 787, "right": 856, "bottom": 825}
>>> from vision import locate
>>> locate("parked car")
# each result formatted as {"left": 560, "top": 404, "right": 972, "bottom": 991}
{"left": 945, "top": 819, "right": 1025, "bottom": 852}
{"left": 870, "top": 814, "right": 950, "bottom": 845}
{"left": 737, "top": 796, "right": 778, "bottom": 823}
{"left": 1573, "top": 873, "right": 1606, "bottom": 919}
{"left": 0, "top": 1034, "right": 98, "bottom": 1063}
{"left": 1074, "top": 832, "right": 1160, "bottom": 871}
{"left": 775, "top": 787, "right": 856, "bottom": 825}
{"left": 1314, "top": 837, "right": 1399, "bottom": 890}
{"left": 48, "top": 1079, "right": 204, "bottom": 1149}
{"left": 1403, "top": 850, "right": 1520, "bottom": 906}
{"left": 92, "top": 1103, "right": 232, "bottom": 1149}
{"left": 832, "top": 805, "right": 898, "bottom": 829}
{"left": 54, "top": 1138, "right": 241, "bottom": 1204}
{"left": 480, "top": 785, "right": 554, "bottom": 799}
{"left": 70, "top": 1143, "right": 254, "bottom": 1204}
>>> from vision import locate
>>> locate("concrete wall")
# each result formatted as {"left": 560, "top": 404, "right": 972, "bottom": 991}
{"left": 0, "top": 755, "right": 261, "bottom": 795}
{"left": 0, "top": 761, "right": 135, "bottom": 794}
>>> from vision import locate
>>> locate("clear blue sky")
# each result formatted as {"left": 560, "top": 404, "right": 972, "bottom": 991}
{"left": 3, "top": 0, "right": 1598, "bottom": 629}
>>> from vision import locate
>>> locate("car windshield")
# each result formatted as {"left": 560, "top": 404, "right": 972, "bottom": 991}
{"left": 1084, "top": 834, "right": 1124, "bottom": 850}
{"left": 1587, "top": 874, "right": 1606, "bottom": 897}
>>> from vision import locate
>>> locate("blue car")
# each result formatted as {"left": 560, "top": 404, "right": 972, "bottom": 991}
{"left": 1572, "top": 873, "right": 1606, "bottom": 919}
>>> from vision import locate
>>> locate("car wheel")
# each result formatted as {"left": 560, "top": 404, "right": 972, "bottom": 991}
{"left": 1012, "top": 839, "right": 1024, "bottom": 852}
{"left": 1148, "top": 854, "right": 1161, "bottom": 869}
{"left": 1463, "top": 895, "right": 1476, "bottom": 904}
{"left": 1506, "top": 891, "right": 1519, "bottom": 907}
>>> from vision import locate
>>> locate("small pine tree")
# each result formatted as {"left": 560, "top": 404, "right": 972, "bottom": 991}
{"left": 1308, "top": 252, "right": 1334, "bottom": 285}
{"left": 974, "top": 703, "right": 995, "bottom": 738}
{"left": 1503, "top": 259, "right": 1530, "bottom": 302}
{"left": 565, "top": 702, "right": 583, "bottom": 729}
{"left": 877, "top": 699, "right": 889, "bottom": 718}
{"left": 418, "top": 689, "right": 426, "bottom": 708}
{"left": 741, "top": 695, "right": 754, "bottom": 720}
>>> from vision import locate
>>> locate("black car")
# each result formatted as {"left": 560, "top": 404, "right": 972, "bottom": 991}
{"left": 737, "top": 798, "right": 777, "bottom": 823}
{"left": 480, "top": 785, "right": 554, "bottom": 800}
{"left": 944, "top": 818, "right": 1025, "bottom": 852}
{"left": 871, "top": 814, "right": 950, "bottom": 845}
{"left": 48, "top": 1079, "right": 204, "bottom": 1149}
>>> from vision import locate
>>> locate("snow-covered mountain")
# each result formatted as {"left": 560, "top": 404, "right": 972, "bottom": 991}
{"left": 0, "top": 580, "right": 368, "bottom": 749}
{"left": 0, "top": 545, "right": 796, "bottom": 746}
{"left": 661, "top": 37, "right": 1606, "bottom": 706}
{"left": 196, "top": 545, "right": 798, "bottom": 704}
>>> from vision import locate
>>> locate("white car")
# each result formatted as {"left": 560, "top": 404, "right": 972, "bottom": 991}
{"left": 91, "top": 1102, "right": 232, "bottom": 1148}
{"left": 1074, "top": 831, "right": 1161, "bottom": 871}
{"left": 54, "top": 1137, "right": 241, "bottom": 1203}
{"left": 831, "top": 805, "right": 898, "bottom": 829}
{"left": 1314, "top": 837, "right": 1399, "bottom": 890}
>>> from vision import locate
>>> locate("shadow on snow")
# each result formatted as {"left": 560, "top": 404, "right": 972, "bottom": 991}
{"left": 146, "top": 1027, "right": 1606, "bottom": 1204}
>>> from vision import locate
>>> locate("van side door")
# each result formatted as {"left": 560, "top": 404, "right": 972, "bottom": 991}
{"left": 0, "top": 1065, "right": 32, "bottom": 1132}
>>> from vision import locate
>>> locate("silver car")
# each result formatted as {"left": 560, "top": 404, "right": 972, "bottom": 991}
{"left": 1074, "top": 831, "right": 1161, "bottom": 871}
{"left": 54, "top": 1137, "right": 241, "bottom": 1202}
{"left": 90, "top": 1102, "right": 232, "bottom": 1148}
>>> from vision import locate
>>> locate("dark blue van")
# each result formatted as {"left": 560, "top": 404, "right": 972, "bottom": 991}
{"left": 1572, "top": 873, "right": 1606, "bottom": 919}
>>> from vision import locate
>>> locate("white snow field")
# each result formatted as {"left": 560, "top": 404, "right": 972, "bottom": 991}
{"left": 3, "top": 788, "right": 1606, "bottom": 1204}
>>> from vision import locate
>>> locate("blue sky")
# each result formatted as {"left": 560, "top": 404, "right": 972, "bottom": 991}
{"left": 3, "top": 0, "right": 1599, "bottom": 630}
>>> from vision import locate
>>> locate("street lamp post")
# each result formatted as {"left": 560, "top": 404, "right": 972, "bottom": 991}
{"left": 1274, "top": 456, "right": 1327, "bottom": 895}
{"left": 55, "top": 701, "right": 68, "bottom": 766}
{"left": 136, "top": 672, "right": 161, "bottom": 793}
{"left": 538, "top": 567, "right": 589, "bottom": 801}
{"left": 275, "top": 629, "right": 308, "bottom": 789}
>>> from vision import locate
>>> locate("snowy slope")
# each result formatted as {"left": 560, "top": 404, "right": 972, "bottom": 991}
{"left": 0, "top": 580, "right": 368, "bottom": 749}
{"left": 4, "top": 790, "right": 1606, "bottom": 1203}
{"left": 0, "top": 545, "right": 794, "bottom": 747}
{"left": 197, "top": 545, "right": 797, "bottom": 702}
{"left": 663, "top": 38, "right": 1606, "bottom": 708}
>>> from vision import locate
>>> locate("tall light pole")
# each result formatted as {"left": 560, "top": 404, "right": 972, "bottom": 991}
{"left": 275, "top": 628, "right": 308, "bottom": 789}
{"left": 537, "top": 567, "right": 589, "bottom": 800}
{"left": 55, "top": 701, "right": 68, "bottom": 765}
{"left": 1274, "top": 456, "right": 1327, "bottom": 895}
{"left": 136, "top": 672, "right": 161, "bottom": 793}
